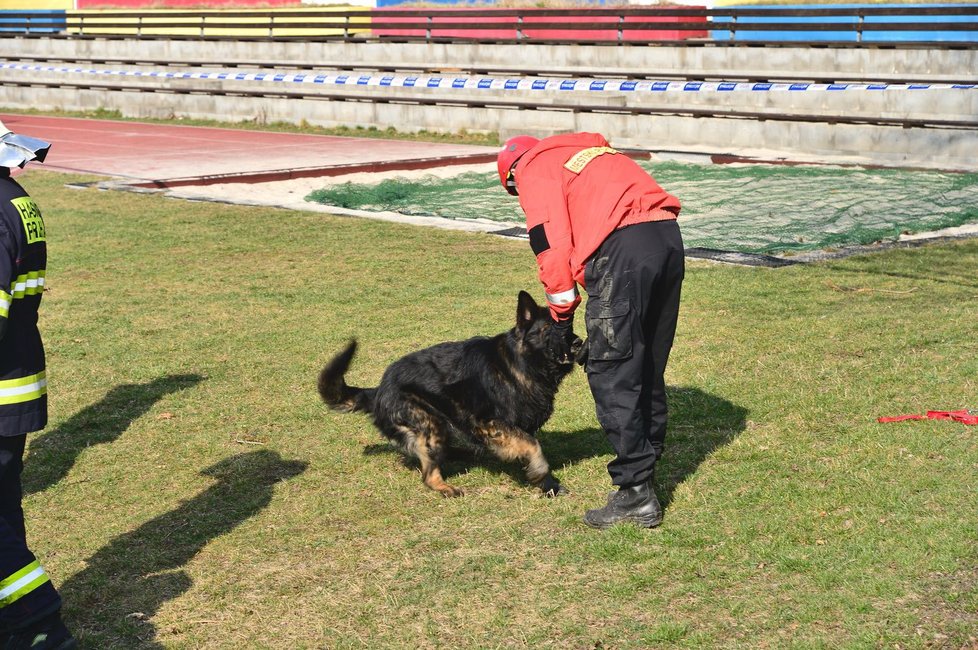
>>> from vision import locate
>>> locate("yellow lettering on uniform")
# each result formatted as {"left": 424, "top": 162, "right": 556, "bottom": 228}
{"left": 11, "top": 197, "right": 45, "bottom": 244}
{"left": 563, "top": 146, "right": 619, "bottom": 174}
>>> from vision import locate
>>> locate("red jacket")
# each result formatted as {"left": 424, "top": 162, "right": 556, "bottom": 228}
{"left": 514, "top": 133, "right": 681, "bottom": 320}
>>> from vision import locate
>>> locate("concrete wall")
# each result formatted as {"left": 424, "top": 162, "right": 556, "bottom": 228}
{"left": 1, "top": 35, "right": 976, "bottom": 169}
{"left": 22, "top": 35, "right": 978, "bottom": 79}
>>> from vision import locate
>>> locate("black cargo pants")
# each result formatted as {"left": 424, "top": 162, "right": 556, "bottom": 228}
{"left": 0, "top": 435, "right": 62, "bottom": 631}
{"left": 583, "top": 219, "right": 684, "bottom": 488}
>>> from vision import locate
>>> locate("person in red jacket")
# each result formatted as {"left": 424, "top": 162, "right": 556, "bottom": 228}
{"left": 498, "top": 132, "right": 685, "bottom": 529}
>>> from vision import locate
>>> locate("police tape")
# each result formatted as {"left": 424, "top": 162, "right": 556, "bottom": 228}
{"left": 2, "top": 63, "right": 975, "bottom": 92}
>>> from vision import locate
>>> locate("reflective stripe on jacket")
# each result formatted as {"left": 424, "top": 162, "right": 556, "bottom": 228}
{"left": 0, "top": 169, "right": 47, "bottom": 435}
{"left": 0, "top": 560, "right": 51, "bottom": 607}
{"left": 514, "top": 132, "right": 681, "bottom": 320}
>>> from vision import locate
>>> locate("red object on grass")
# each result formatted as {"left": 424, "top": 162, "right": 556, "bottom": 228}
{"left": 878, "top": 410, "right": 978, "bottom": 425}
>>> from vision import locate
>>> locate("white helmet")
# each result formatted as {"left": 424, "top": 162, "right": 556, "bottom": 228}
{"left": 0, "top": 120, "right": 51, "bottom": 168}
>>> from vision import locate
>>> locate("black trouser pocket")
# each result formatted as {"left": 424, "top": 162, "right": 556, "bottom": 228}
{"left": 585, "top": 299, "right": 633, "bottom": 362}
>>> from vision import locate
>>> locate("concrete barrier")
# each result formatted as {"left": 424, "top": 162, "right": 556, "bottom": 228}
{"left": 0, "top": 35, "right": 975, "bottom": 170}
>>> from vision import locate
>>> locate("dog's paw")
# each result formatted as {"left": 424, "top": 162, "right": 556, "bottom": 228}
{"left": 539, "top": 475, "right": 568, "bottom": 498}
{"left": 545, "top": 484, "right": 569, "bottom": 498}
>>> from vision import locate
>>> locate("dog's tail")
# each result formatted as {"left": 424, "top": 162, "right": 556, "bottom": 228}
{"left": 318, "top": 339, "right": 375, "bottom": 413}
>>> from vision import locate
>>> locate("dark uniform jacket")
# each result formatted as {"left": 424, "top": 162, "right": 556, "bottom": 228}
{"left": 0, "top": 169, "right": 47, "bottom": 435}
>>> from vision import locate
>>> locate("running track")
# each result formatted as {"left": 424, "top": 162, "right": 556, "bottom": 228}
{"left": 1, "top": 114, "right": 498, "bottom": 186}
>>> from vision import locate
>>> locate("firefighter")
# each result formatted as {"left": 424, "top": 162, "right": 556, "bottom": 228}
{"left": 498, "top": 132, "right": 685, "bottom": 530}
{"left": 0, "top": 120, "right": 76, "bottom": 648}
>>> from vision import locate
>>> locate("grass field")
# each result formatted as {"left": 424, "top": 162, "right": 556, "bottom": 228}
{"left": 19, "top": 168, "right": 978, "bottom": 649}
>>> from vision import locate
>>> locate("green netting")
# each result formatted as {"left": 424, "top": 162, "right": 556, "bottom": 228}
{"left": 305, "top": 161, "right": 978, "bottom": 254}
{"left": 306, "top": 171, "right": 517, "bottom": 219}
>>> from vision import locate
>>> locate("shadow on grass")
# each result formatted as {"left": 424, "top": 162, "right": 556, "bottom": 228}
{"left": 652, "top": 386, "right": 748, "bottom": 506}
{"left": 536, "top": 386, "right": 747, "bottom": 506}
{"left": 60, "top": 450, "right": 307, "bottom": 649}
{"left": 362, "top": 386, "right": 747, "bottom": 504}
{"left": 23, "top": 374, "right": 204, "bottom": 495}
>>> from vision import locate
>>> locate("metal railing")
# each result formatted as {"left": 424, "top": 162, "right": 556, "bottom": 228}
{"left": 0, "top": 6, "right": 976, "bottom": 44}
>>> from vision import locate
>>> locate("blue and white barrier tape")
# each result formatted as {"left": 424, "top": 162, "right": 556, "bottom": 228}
{"left": 2, "top": 63, "right": 975, "bottom": 92}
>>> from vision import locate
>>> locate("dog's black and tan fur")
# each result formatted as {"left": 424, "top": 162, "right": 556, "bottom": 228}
{"left": 318, "top": 291, "right": 579, "bottom": 497}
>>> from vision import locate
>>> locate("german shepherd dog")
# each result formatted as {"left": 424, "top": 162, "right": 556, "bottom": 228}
{"left": 318, "top": 291, "right": 581, "bottom": 497}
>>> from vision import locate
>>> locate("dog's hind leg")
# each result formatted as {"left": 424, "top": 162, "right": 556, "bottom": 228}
{"left": 478, "top": 423, "right": 565, "bottom": 497}
{"left": 390, "top": 403, "right": 464, "bottom": 498}
{"left": 412, "top": 435, "right": 463, "bottom": 498}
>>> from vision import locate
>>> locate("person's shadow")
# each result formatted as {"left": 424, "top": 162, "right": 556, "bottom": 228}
{"left": 648, "top": 386, "right": 748, "bottom": 505}
{"left": 59, "top": 449, "right": 307, "bottom": 649}
{"left": 23, "top": 374, "right": 204, "bottom": 495}
{"left": 364, "top": 386, "right": 746, "bottom": 502}
{"left": 537, "top": 386, "right": 747, "bottom": 504}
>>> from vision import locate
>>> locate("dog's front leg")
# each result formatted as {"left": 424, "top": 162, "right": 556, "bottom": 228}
{"left": 479, "top": 423, "right": 567, "bottom": 497}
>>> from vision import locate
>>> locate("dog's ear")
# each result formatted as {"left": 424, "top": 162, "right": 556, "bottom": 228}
{"left": 516, "top": 290, "right": 539, "bottom": 330}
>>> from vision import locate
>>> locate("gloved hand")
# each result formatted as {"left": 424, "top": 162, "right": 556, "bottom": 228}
{"left": 548, "top": 317, "right": 576, "bottom": 364}
{"left": 573, "top": 338, "right": 589, "bottom": 366}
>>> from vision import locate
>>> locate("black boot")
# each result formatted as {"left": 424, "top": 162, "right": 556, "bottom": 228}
{"left": 1, "top": 611, "right": 76, "bottom": 650}
{"left": 583, "top": 481, "right": 662, "bottom": 529}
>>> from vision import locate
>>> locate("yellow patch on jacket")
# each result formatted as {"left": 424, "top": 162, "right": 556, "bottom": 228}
{"left": 563, "top": 146, "right": 618, "bottom": 174}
